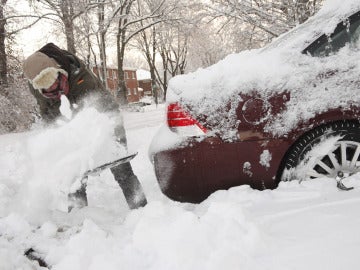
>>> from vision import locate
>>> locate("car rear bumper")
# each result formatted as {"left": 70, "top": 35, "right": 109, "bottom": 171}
{"left": 153, "top": 137, "right": 289, "bottom": 203}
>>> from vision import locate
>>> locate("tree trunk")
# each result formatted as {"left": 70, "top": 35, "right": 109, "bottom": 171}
{"left": 64, "top": 20, "right": 76, "bottom": 54}
{"left": 116, "top": 28, "right": 128, "bottom": 105}
{"left": 99, "top": 31, "right": 107, "bottom": 88}
{"left": 98, "top": 0, "right": 107, "bottom": 88}
{"left": 141, "top": 27, "right": 158, "bottom": 104}
{"left": 151, "top": 32, "right": 158, "bottom": 105}
{"left": 61, "top": 0, "right": 76, "bottom": 54}
{"left": 85, "top": 34, "right": 91, "bottom": 68}
{"left": 0, "top": 0, "right": 7, "bottom": 88}
{"left": 160, "top": 49, "right": 168, "bottom": 101}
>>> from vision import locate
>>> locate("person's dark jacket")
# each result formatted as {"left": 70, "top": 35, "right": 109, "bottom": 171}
{"left": 29, "top": 43, "right": 117, "bottom": 120}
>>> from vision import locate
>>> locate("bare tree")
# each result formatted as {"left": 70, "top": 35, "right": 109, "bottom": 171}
{"left": 0, "top": 1, "right": 40, "bottom": 133}
{"left": 114, "top": 0, "right": 176, "bottom": 105}
{"left": 0, "top": 0, "right": 8, "bottom": 86}
{"left": 30, "top": 0, "right": 100, "bottom": 54}
{"left": 75, "top": 0, "right": 115, "bottom": 86}
{"left": 82, "top": 0, "right": 124, "bottom": 88}
{"left": 163, "top": 29, "right": 188, "bottom": 77}
{"left": 0, "top": 1, "right": 51, "bottom": 88}
{"left": 153, "top": 24, "right": 189, "bottom": 100}
{"left": 97, "top": 0, "right": 107, "bottom": 87}
{"left": 137, "top": 26, "right": 159, "bottom": 102}
{"left": 206, "top": 0, "right": 323, "bottom": 43}
{"left": 74, "top": 0, "right": 169, "bottom": 103}
{"left": 187, "top": 25, "right": 231, "bottom": 69}
{"left": 135, "top": 1, "right": 202, "bottom": 102}
{"left": 77, "top": 0, "right": 110, "bottom": 87}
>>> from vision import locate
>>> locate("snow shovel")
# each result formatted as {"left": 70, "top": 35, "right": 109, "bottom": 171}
{"left": 68, "top": 152, "right": 138, "bottom": 211}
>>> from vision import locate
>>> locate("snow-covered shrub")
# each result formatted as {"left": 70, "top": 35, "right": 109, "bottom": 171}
{"left": 0, "top": 78, "right": 37, "bottom": 134}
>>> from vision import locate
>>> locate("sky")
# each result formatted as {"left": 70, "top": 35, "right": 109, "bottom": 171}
{"left": 11, "top": 0, "right": 141, "bottom": 67}
{"left": 9, "top": 1, "right": 59, "bottom": 57}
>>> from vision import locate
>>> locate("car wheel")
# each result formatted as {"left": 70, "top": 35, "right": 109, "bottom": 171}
{"left": 280, "top": 120, "right": 360, "bottom": 182}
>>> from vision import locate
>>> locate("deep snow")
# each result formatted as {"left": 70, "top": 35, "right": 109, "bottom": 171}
{"left": 1, "top": 104, "right": 360, "bottom": 270}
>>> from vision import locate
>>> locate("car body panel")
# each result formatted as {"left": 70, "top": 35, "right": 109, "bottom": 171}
{"left": 154, "top": 137, "right": 290, "bottom": 202}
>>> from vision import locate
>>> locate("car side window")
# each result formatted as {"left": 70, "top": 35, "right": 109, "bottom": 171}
{"left": 303, "top": 11, "right": 360, "bottom": 57}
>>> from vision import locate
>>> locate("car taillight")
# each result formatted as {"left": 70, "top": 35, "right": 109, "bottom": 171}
{"left": 167, "top": 102, "right": 207, "bottom": 136}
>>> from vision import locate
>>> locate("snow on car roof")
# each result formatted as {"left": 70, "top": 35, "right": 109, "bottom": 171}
{"left": 266, "top": 0, "right": 360, "bottom": 51}
{"left": 166, "top": 0, "right": 360, "bottom": 138}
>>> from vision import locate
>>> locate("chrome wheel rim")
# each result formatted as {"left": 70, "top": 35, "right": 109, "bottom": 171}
{"left": 306, "top": 141, "right": 360, "bottom": 179}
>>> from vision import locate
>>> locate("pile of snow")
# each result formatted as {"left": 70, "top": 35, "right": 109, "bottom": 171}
{"left": 139, "top": 96, "right": 153, "bottom": 105}
{"left": 0, "top": 105, "right": 126, "bottom": 216}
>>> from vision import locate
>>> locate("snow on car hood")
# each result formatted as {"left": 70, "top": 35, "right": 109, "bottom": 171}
{"left": 167, "top": 0, "right": 360, "bottom": 138}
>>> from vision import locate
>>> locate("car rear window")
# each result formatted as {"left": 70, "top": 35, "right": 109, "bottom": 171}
{"left": 303, "top": 11, "right": 360, "bottom": 57}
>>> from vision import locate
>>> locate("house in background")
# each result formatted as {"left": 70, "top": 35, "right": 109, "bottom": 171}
{"left": 92, "top": 66, "right": 149, "bottom": 103}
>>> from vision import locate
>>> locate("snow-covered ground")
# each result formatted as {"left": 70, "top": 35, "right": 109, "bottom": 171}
{"left": 1, "top": 104, "right": 360, "bottom": 270}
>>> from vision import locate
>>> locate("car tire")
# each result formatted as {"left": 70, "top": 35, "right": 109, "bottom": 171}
{"left": 280, "top": 120, "right": 360, "bottom": 182}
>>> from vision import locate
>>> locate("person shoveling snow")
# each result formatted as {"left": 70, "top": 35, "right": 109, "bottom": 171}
{"left": 22, "top": 43, "right": 147, "bottom": 211}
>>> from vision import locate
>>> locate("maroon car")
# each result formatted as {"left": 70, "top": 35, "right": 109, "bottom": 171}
{"left": 150, "top": 2, "right": 360, "bottom": 203}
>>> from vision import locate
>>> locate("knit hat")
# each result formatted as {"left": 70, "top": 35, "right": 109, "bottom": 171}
{"left": 23, "top": 51, "right": 68, "bottom": 90}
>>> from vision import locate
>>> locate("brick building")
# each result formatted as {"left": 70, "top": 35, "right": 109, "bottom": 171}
{"left": 92, "top": 66, "right": 142, "bottom": 103}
